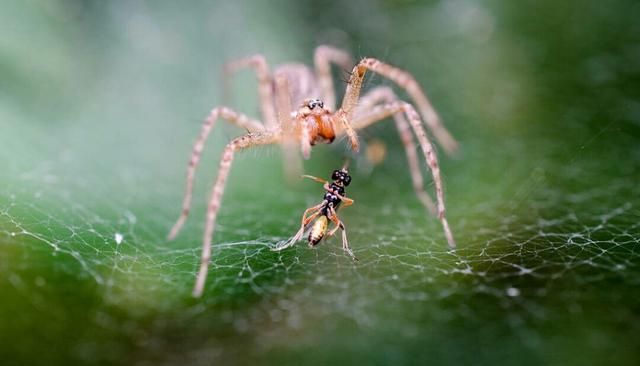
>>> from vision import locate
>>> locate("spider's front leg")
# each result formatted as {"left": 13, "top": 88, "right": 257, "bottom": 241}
{"left": 340, "top": 58, "right": 458, "bottom": 155}
{"left": 192, "top": 131, "right": 280, "bottom": 298}
{"left": 327, "top": 109, "right": 360, "bottom": 152}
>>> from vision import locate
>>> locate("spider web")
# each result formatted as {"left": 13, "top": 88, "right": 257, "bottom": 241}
{"left": 2, "top": 1, "right": 640, "bottom": 365}
{"left": 1, "top": 115, "right": 638, "bottom": 364}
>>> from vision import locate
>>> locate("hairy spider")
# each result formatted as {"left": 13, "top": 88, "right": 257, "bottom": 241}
{"left": 167, "top": 45, "right": 457, "bottom": 297}
{"left": 274, "top": 166, "right": 357, "bottom": 260}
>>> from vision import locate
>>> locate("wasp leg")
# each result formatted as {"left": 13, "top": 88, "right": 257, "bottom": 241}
{"left": 337, "top": 195, "right": 354, "bottom": 208}
{"left": 327, "top": 197, "right": 352, "bottom": 236}
{"left": 294, "top": 210, "right": 322, "bottom": 243}
{"left": 328, "top": 207, "right": 358, "bottom": 261}
{"left": 302, "top": 175, "right": 328, "bottom": 184}
{"left": 273, "top": 203, "right": 323, "bottom": 251}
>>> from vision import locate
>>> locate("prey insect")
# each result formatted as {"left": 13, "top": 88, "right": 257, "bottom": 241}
{"left": 274, "top": 166, "right": 357, "bottom": 260}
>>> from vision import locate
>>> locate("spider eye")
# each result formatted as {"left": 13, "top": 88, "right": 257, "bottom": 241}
{"left": 307, "top": 99, "right": 323, "bottom": 109}
{"left": 331, "top": 170, "right": 340, "bottom": 180}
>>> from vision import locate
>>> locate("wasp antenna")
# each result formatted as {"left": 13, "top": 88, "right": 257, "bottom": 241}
{"left": 341, "top": 157, "right": 350, "bottom": 171}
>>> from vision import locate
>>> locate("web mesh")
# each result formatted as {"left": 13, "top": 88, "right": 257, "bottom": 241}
{"left": 2, "top": 144, "right": 637, "bottom": 329}
{"left": 1, "top": 0, "right": 639, "bottom": 364}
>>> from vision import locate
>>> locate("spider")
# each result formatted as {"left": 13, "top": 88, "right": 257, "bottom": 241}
{"left": 274, "top": 165, "right": 357, "bottom": 260}
{"left": 167, "top": 45, "right": 458, "bottom": 297}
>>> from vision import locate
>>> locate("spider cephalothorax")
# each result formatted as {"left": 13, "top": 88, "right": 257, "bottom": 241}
{"left": 168, "top": 46, "right": 458, "bottom": 297}
{"left": 296, "top": 98, "right": 336, "bottom": 147}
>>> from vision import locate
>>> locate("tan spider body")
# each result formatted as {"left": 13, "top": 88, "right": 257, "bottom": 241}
{"left": 168, "top": 46, "right": 458, "bottom": 297}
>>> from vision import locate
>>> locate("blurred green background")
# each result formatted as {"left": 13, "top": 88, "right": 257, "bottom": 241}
{"left": 1, "top": 0, "right": 639, "bottom": 365}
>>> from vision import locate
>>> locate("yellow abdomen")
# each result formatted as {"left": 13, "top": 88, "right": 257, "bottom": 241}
{"left": 308, "top": 216, "right": 328, "bottom": 246}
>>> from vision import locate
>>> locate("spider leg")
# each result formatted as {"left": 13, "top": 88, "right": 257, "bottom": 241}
{"left": 340, "top": 58, "right": 458, "bottom": 155}
{"left": 167, "top": 107, "right": 265, "bottom": 241}
{"left": 353, "top": 87, "right": 437, "bottom": 216}
{"left": 300, "top": 118, "right": 313, "bottom": 159}
{"left": 192, "top": 131, "right": 280, "bottom": 298}
{"left": 273, "top": 64, "right": 320, "bottom": 107}
{"left": 275, "top": 74, "right": 294, "bottom": 134}
{"left": 273, "top": 69, "right": 318, "bottom": 160}
{"left": 327, "top": 207, "right": 357, "bottom": 261}
{"left": 223, "top": 54, "right": 278, "bottom": 130}
{"left": 275, "top": 73, "right": 303, "bottom": 179}
{"left": 334, "top": 109, "right": 360, "bottom": 152}
{"left": 313, "top": 45, "right": 354, "bottom": 111}
{"left": 347, "top": 101, "right": 456, "bottom": 248}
